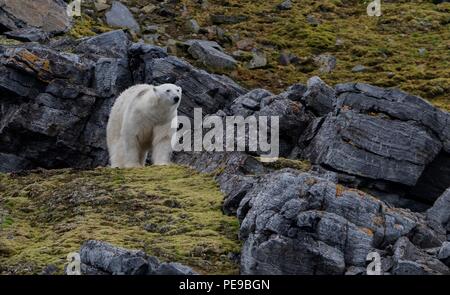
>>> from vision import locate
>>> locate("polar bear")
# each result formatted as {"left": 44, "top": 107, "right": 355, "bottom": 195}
{"left": 106, "top": 84, "right": 182, "bottom": 168}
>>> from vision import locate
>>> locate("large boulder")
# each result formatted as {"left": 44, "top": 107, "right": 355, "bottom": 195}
{"left": 0, "top": 0, "right": 71, "bottom": 34}
{"left": 299, "top": 82, "right": 450, "bottom": 203}
{"left": 79, "top": 240, "right": 197, "bottom": 275}
{"left": 105, "top": 1, "right": 140, "bottom": 33}
{"left": 236, "top": 169, "right": 448, "bottom": 275}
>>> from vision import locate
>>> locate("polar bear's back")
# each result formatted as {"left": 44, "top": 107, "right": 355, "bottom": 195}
{"left": 106, "top": 84, "right": 154, "bottom": 149}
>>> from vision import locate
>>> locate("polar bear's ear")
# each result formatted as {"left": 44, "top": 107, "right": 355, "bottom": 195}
{"left": 137, "top": 88, "right": 150, "bottom": 97}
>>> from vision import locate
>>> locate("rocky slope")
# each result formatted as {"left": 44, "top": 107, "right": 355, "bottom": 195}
{"left": 0, "top": 0, "right": 449, "bottom": 275}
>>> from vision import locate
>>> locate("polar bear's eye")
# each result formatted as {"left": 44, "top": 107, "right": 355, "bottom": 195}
{"left": 166, "top": 90, "right": 171, "bottom": 93}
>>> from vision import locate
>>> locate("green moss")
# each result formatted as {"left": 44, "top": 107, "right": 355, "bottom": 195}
{"left": 257, "top": 157, "right": 311, "bottom": 172}
{"left": 179, "top": 0, "right": 450, "bottom": 111}
{"left": 68, "top": 15, "right": 112, "bottom": 39}
{"left": 0, "top": 36, "right": 22, "bottom": 46}
{"left": 0, "top": 166, "right": 240, "bottom": 274}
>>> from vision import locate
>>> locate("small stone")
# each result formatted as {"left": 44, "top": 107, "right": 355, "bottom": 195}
{"left": 94, "top": 2, "right": 110, "bottom": 12}
{"left": 142, "top": 4, "right": 157, "bottom": 14}
{"left": 186, "top": 19, "right": 200, "bottom": 34}
{"left": 418, "top": 48, "right": 427, "bottom": 56}
{"left": 277, "top": 0, "right": 293, "bottom": 10}
{"left": 306, "top": 14, "right": 320, "bottom": 26}
{"left": 247, "top": 50, "right": 267, "bottom": 69}
{"left": 314, "top": 54, "right": 336, "bottom": 74}
{"left": 143, "top": 34, "right": 160, "bottom": 44}
{"left": 352, "top": 64, "right": 368, "bottom": 72}
{"left": 236, "top": 39, "right": 254, "bottom": 51}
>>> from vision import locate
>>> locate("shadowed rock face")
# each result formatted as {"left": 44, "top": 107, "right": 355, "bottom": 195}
{"left": 0, "top": 0, "right": 71, "bottom": 34}
{"left": 298, "top": 81, "right": 450, "bottom": 204}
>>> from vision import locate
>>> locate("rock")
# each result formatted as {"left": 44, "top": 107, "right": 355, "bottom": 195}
{"left": 352, "top": 64, "right": 368, "bottom": 73}
{"left": 0, "top": 0, "right": 71, "bottom": 34}
{"left": 94, "top": 57, "right": 132, "bottom": 97}
{"left": 418, "top": 48, "right": 427, "bottom": 56}
{"left": 277, "top": 0, "right": 293, "bottom": 10}
{"left": 79, "top": 240, "right": 197, "bottom": 275}
{"left": 300, "top": 82, "right": 450, "bottom": 203}
{"left": 186, "top": 19, "right": 200, "bottom": 33}
{"left": 4, "top": 27, "right": 49, "bottom": 42}
{"left": 210, "top": 14, "right": 248, "bottom": 25}
{"left": 76, "top": 30, "right": 130, "bottom": 58}
{"left": 236, "top": 39, "right": 254, "bottom": 51}
{"left": 278, "top": 51, "right": 299, "bottom": 66}
{"left": 188, "top": 40, "right": 237, "bottom": 72}
{"left": 94, "top": 1, "right": 110, "bottom": 12}
{"left": 426, "top": 188, "right": 450, "bottom": 228}
{"left": 314, "top": 54, "right": 336, "bottom": 74}
{"left": 105, "top": 1, "right": 141, "bottom": 33}
{"left": 152, "top": 262, "right": 197, "bottom": 275}
{"left": 391, "top": 237, "right": 449, "bottom": 275}
{"left": 142, "top": 4, "right": 157, "bottom": 14}
{"left": 301, "top": 76, "right": 336, "bottom": 116}
{"left": 437, "top": 242, "right": 450, "bottom": 266}
{"left": 306, "top": 14, "right": 320, "bottom": 26}
{"left": 247, "top": 50, "right": 267, "bottom": 69}
{"left": 228, "top": 88, "right": 273, "bottom": 116}
{"left": 80, "top": 240, "right": 149, "bottom": 275}
{"left": 236, "top": 169, "right": 444, "bottom": 274}
{"left": 185, "top": 39, "right": 223, "bottom": 51}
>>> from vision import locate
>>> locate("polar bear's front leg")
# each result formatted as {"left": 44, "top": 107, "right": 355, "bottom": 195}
{"left": 152, "top": 135, "right": 172, "bottom": 165}
{"left": 123, "top": 136, "right": 145, "bottom": 168}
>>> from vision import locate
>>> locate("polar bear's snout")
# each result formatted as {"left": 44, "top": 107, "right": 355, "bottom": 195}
{"left": 173, "top": 95, "right": 180, "bottom": 104}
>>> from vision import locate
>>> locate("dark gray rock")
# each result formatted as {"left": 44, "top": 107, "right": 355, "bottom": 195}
{"left": 299, "top": 82, "right": 450, "bottom": 204}
{"left": 79, "top": 240, "right": 197, "bottom": 275}
{"left": 137, "top": 55, "right": 245, "bottom": 118}
{"left": 4, "top": 27, "right": 49, "bottom": 42}
{"left": 188, "top": 40, "right": 237, "bottom": 72}
{"left": 80, "top": 240, "right": 149, "bottom": 275}
{"left": 236, "top": 169, "right": 446, "bottom": 274}
{"left": 277, "top": 0, "right": 293, "bottom": 10}
{"left": 76, "top": 30, "right": 130, "bottom": 59}
{"left": 391, "top": 237, "right": 449, "bottom": 275}
{"left": 437, "top": 242, "right": 450, "bottom": 266}
{"left": 427, "top": 188, "right": 450, "bottom": 229}
{"left": 152, "top": 262, "right": 197, "bottom": 275}
{"left": 301, "top": 76, "right": 336, "bottom": 116}
{"left": 105, "top": 1, "right": 140, "bottom": 33}
{"left": 94, "top": 57, "right": 132, "bottom": 98}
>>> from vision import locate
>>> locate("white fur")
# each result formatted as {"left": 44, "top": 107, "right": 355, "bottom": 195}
{"left": 106, "top": 83, "right": 182, "bottom": 168}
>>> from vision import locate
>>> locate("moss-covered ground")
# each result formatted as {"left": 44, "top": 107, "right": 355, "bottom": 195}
{"left": 66, "top": 1, "right": 449, "bottom": 111}
{"left": 0, "top": 166, "right": 240, "bottom": 274}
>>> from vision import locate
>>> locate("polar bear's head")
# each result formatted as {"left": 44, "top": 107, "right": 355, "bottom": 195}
{"left": 153, "top": 84, "right": 182, "bottom": 108}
